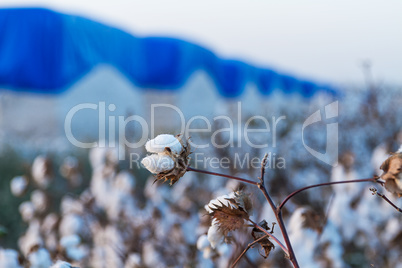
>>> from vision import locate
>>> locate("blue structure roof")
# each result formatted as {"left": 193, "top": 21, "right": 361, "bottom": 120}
{"left": 0, "top": 8, "right": 337, "bottom": 98}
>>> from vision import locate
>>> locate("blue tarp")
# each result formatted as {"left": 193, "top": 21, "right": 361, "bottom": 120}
{"left": 0, "top": 8, "right": 337, "bottom": 98}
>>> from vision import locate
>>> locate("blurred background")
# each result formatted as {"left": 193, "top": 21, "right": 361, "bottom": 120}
{"left": 0, "top": 1, "right": 401, "bottom": 267}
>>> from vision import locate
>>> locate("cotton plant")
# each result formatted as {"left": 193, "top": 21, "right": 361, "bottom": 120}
{"left": 142, "top": 134, "right": 401, "bottom": 267}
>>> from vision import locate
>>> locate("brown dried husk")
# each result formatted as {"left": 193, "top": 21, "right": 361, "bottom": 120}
{"left": 251, "top": 220, "right": 275, "bottom": 258}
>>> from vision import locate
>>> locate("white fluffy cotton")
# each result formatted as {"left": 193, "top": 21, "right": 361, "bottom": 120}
{"left": 19, "top": 201, "right": 35, "bottom": 222}
{"left": 0, "top": 248, "right": 22, "bottom": 268}
{"left": 204, "top": 193, "right": 237, "bottom": 213}
{"left": 141, "top": 154, "right": 175, "bottom": 174}
{"left": 145, "top": 134, "right": 182, "bottom": 155}
{"left": 50, "top": 260, "right": 72, "bottom": 268}
{"left": 28, "top": 248, "right": 52, "bottom": 268}
{"left": 31, "top": 190, "right": 47, "bottom": 213}
{"left": 207, "top": 219, "right": 224, "bottom": 249}
{"left": 10, "top": 176, "right": 28, "bottom": 197}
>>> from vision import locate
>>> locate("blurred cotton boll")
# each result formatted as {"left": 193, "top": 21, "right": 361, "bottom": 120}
{"left": 59, "top": 235, "right": 88, "bottom": 263}
{"left": 113, "top": 171, "right": 136, "bottom": 193}
{"left": 19, "top": 220, "right": 43, "bottom": 256}
{"left": 50, "top": 260, "right": 72, "bottom": 268}
{"left": 0, "top": 248, "right": 22, "bottom": 268}
{"left": 197, "top": 234, "right": 215, "bottom": 259}
{"left": 31, "top": 190, "right": 48, "bottom": 213}
{"left": 89, "top": 147, "right": 118, "bottom": 170}
{"left": 60, "top": 156, "right": 82, "bottom": 188}
{"left": 59, "top": 214, "right": 84, "bottom": 237}
{"left": 19, "top": 201, "right": 35, "bottom": 222}
{"left": 60, "top": 196, "right": 84, "bottom": 215}
{"left": 145, "top": 134, "right": 183, "bottom": 155}
{"left": 60, "top": 234, "right": 81, "bottom": 249}
{"left": 141, "top": 154, "right": 175, "bottom": 174}
{"left": 10, "top": 176, "right": 28, "bottom": 197}
{"left": 124, "top": 253, "right": 142, "bottom": 268}
{"left": 28, "top": 248, "right": 52, "bottom": 268}
{"left": 31, "top": 155, "right": 53, "bottom": 189}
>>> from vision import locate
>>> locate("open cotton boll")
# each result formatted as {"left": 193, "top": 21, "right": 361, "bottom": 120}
{"left": 10, "top": 176, "right": 28, "bottom": 197}
{"left": 145, "top": 134, "right": 183, "bottom": 155}
{"left": 205, "top": 193, "right": 238, "bottom": 213}
{"left": 141, "top": 154, "right": 175, "bottom": 174}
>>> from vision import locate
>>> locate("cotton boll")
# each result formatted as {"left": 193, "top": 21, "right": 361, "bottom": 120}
{"left": 51, "top": 260, "right": 72, "bottom": 268}
{"left": 66, "top": 245, "right": 88, "bottom": 261}
{"left": 31, "top": 190, "right": 48, "bottom": 213}
{"left": 142, "top": 241, "right": 163, "bottom": 267}
{"left": 31, "top": 155, "right": 52, "bottom": 189}
{"left": 10, "top": 176, "right": 28, "bottom": 197}
{"left": 114, "top": 171, "right": 135, "bottom": 193}
{"left": 60, "top": 196, "right": 84, "bottom": 215}
{"left": 41, "top": 213, "right": 59, "bottom": 234}
{"left": 141, "top": 154, "right": 175, "bottom": 174}
{"left": 0, "top": 248, "right": 22, "bottom": 268}
{"left": 124, "top": 253, "right": 142, "bottom": 268}
{"left": 28, "top": 248, "right": 52, "bottom": 268}
{"left": 19, "top": 201, "right": 35, "bottom": 222}
{"left": 60, "top": 235, "right": 81, "bottom": 249}
{"left": 207, "top": 222, "right": 224, "bottom": 249}
{"left": 19, "top": 221, "right": 43, "bottom": 256}
{"left": 59, "top": 214, "right": 84, "bottom": 237}
{"left": 89, "top": 147, "right": 118, "bottom": 169}
{"left": 197, "top": 234, "right": 210, "bottom": 251}
{"left": 145, "top": 134, "right": 183, "bottom": 155}
{"left": 60, "top": 156, "right": 82, "bottom": 187}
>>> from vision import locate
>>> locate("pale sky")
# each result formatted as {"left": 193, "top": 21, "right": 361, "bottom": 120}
{"left": 1, "top": 0, "right": 402, "bottom": 85}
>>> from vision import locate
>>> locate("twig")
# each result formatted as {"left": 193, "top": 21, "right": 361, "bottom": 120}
{"left": 257, "top": 154, "right": 299, "bottom": 268}
{"left": 279, "top": 177, "right": 379, "bottom": 210}
{"left": 370, "top": 187, "right": 402, "bottom": 213}
{"left": 186, "top": 166, "right": 259, "bottom": 185}
{"left": 231, "top": 234, "right": 269, "bottom": 268}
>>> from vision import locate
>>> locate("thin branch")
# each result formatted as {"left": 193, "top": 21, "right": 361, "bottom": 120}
{"left": 248, "top": 219, "right": 288, "bottom": 255}
{"left": 186, "top": 166, "right": 259, "bottom": 185}
{"left": 259, "top": 153, "right": 268, "bottom": 183}
{"left": 257, "top": 156, "right": 299, "bottom": 268}
{"left": 370, "top": 187, "right": 402, "bottom": 213}
{"left": 231, "top": 234, "right": 269, "bottom": 268}
{"left": 279, "top": 177, "right": 378, "bottom": 210}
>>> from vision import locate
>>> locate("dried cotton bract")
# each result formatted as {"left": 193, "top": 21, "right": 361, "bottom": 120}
{"left": 204, "top": 191, "right": 252, "bottom": 248}
{"left": 142, "top": 134, "right": 191, "bottom": 185}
